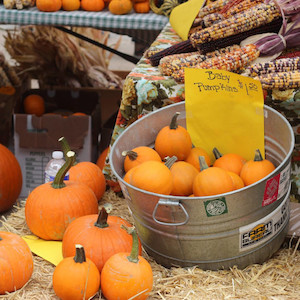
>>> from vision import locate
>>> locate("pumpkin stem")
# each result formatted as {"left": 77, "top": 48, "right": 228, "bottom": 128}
{"left": 254, "top": 149, "right": 264, "bottom": 161}
{"left": 122, "top": 225, "right": 139, "bottom": 264}
{"left": 94, "top": 207, "right": 109, "bottom": 228}
{"left": 51, "top": 150, "right": 75, "bottom": 189}
{"left": 199, "top": 156, "right": 208, "bottom": 171}
{"left": 164, "top": 155, "right": 178, "bottom": 169}
{"left": 59, "top": 136, "right": 77, "bottom": 165}
{"left": 169, "top": 112, "right": 180, "bottom": 130}
{"left": 74, "top": 244, "right": 86, "bottom": 263}
{"left": 122, "top": 150, "right": 138, "bottom": 161}
{"left": 212, "top": 147, "right": 222, "bottom": 159}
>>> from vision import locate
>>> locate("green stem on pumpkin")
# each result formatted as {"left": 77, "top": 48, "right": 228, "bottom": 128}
{"left": 199, "top": 156, "right": 208, "bottom": 172}
{"left": 122, "top": 225, "right": 139, "bottom": 264}
{"left": 51, "top": 151, "right": 75, "bottom": 189}
{"left": 169, "top": 112, "right": 180, "bottom": 130}
{"left": 164, "top": 155, "right": 178, "bottom": 169}
{"left": 122, "top": 150, "right": 138, "bottom": 161}
{"left": 254, "top": 149, "right": 264, "bottom": 161}
{"left": 94, "top": 207, "right": 109, "bottom": 228}
{"left": 212, "top": 147, "right": 223, "bottom": 159}
{"left": 59, "top": 136, "right": 77, "bottom": 166}
{"left": 74, "top": 244, "right": 86, "bottom": 263}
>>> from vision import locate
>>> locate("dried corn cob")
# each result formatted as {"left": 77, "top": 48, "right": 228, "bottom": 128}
{"left": 221, "top": 0, "right": 263, "bottom": 17}
{"left": 196, "top": 0, "right": 230, "bottom": 19}
{"left": 190, "top": 3, "right": 281, "bottom": 46}
{"left": 202, "top": 13, "right": 224, "bottom": 28}
{"left": 0, "top": 53, "right": 21, "bottom": 86}
{"left": 246, "top": 57, "right": 300, "bottom": 77}
{"left": 254, "top": 71, "right": 300, "bottom": 90}
{"left": 172, "top": 44, "right": 259, "bottom": 83}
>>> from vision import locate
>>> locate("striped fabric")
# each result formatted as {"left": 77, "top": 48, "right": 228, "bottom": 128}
{"left": 0, "top": 6, "right": 168, "bottom": 31}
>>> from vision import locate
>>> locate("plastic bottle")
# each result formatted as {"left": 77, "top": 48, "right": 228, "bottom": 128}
{"left": 44, "top": 151, "right": 69, "bottom": 183}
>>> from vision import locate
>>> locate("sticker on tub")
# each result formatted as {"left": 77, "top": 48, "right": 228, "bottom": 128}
{"left": 262, "top": 164, "right": 291, "bottom": 207}
{"left": 204, "top": 197, "right": 228, "bottom": 217}
{"left": 240, "top": 195, "right": 289, "bottom": 251}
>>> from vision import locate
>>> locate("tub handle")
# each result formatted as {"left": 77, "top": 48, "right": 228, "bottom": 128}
{"left": 152, "top": 199, "right": 189, "bottom": 226}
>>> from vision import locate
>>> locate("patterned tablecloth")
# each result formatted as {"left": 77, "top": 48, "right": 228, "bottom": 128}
{"left": 103, "top": 22, "right": 300, "bottom": 202}
{"left": 0, "top": 6, "right": 168, "bottom": 31}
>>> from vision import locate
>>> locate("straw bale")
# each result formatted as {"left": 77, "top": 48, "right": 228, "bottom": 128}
{"left": 1, "top": 191, "right": 300, "bottom": 299}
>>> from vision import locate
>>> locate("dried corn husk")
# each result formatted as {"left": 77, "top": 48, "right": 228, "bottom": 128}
{"left": 4, "top": 26, "right": 124, "bottom": 89}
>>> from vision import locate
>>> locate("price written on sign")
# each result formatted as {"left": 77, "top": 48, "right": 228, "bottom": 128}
{"left": 185, "top": 68, "right": 265, "bottom": 161}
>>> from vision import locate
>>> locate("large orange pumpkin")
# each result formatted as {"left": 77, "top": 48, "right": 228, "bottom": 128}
{"left": 69, "top": 161, "right": 106, "bottom": 201}
{"left": 53, "top": 244, "right": 100, "bottom": 300}
{"left": 0, "top": 231, "right": 34, "bottom": 294}
{"left": 81, "top": 0, "right": 105, "bottom": 11}
{"left": 155, "top": 112, "right": 192, "bottom": 161}
{"left": 62, "top": 207, "right": 142, "bottom": 272}
{"left": 240, "top": 149, "right": 276, "bottom": 186}
{"left": 0, "top": 144, "right": 22, "bottom": 213}
{"left": 25, "top": 151, "right": 98, "bottom": 240}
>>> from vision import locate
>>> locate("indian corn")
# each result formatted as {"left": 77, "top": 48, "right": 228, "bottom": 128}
{"left": 246, "top": 57, "right": 300, "bottom": 77}
{"left": 172, "top": 44, "right": 260, "bottom": 83}
{"left": 254, "top": 71, "right": 300, "bottom": 90}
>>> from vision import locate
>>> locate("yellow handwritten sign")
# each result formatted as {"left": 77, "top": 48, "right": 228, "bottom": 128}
{"left": 22, "top": 235, "right": 63, "bottom": 266}
{"left": 185, "top": 68, "right": 265, "bottom": 162}
{"left": 169, "top": 0, "right": 205, "bottom": 41}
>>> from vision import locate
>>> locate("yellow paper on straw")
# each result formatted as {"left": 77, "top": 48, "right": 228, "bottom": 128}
{"left": 185, "top": 68, "right": 265, "bottom": 162}
{"left": 169, "top": 0, "right": 205, "bottom": 41}
{"left": 22, "top": 235, "right": 63, "bottom": 266}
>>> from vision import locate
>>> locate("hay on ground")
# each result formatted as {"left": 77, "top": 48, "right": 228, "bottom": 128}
{"left": 1, "top": 190, "right": 300, "bottom": 299}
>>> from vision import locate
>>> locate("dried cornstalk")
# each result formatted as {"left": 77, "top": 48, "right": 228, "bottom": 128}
{"left": 4, "top": 26, "right": 124, "bottom": 89}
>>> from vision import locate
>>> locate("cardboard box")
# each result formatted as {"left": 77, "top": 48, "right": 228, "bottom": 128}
{"left": 14, "top": 88, "right": 102, "bottom": 197}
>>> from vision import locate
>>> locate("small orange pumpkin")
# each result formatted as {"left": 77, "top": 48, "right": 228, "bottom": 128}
{"left": 193, "top": 156, "right": 234, "bottom": 196}
{"left": 53, "top": 244, "right": 100, "bottom": 300}
{"left": 133, "top": 0, "right": 150, "bottom": 13}
{"left": 185, "top": 146, "right": 211, "bottom": 171}
{"left": 227, "top": 171, "right": 245, "bottom": 190}
{"left": 36, "top": 0, "right": 62, "bottom": 11}
{"left": 155, "top": 112, "right": 192, "bottom": 161}
{"left": 123, "top": 146, "right": 161, "bottom": 173}
{"left": 23, "top": 94, "right": 45, "bottom": 116}
{"left": 0, "top": 231, "right": 34, "bottom": 295}
{"left": 212, "top": 147, "right": 246, "bottom": 175}
{"left": 101, "top": 227, "right": 153, "bottom": 300}
{"left": 124, "top": 160, "right": 173, "bottom": 195}
{"left": 81, "top": 0, "right": 105, "bottom": 11}
{"left": 25, "top": 151, "right": 98, "bottom": 240}
{"left": 240, "top": 149, "right": 276, "bottom": 186}
{"left": 108, "top": 0, "right": 133, "bottom": 14}
{"left": 0, "top": 144, "right": 22, "bottom": 213}
{"left": 96, "top": 147, "right": 109, "bottom": 170}
{"left": 62, "top": 207, "right": 142, "bottom": 273}
{"left": 167, "top": 157, "right": 199, "bottom": 196}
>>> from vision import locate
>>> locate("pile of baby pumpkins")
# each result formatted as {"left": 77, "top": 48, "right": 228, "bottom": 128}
{"left": 35, "top": 0, "right": 151, "bottom": 14}
{"left": 123, "top": 112, "right": 276, "bottom": 197}
{"left": 0, "top": 138, "right": 153, "bottom": 299}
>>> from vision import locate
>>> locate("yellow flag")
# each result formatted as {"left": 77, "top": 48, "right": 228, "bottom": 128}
{"left": 169, "top": 0, "right": 205, "bottom": 41}
{"left": 185, "top": 68, "right": 265, "bottom": 162}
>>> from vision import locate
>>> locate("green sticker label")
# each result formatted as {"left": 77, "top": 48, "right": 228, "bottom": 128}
{"left": 204, "top": 197, "right": 228, "bottom": 217}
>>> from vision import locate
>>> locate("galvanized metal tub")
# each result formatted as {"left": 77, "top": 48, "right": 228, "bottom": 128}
{"left": 110, "top": 102, "right": 295, "bottom": 270}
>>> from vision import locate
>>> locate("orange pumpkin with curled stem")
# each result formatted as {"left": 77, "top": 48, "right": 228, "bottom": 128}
{"left": 25, "top": 151, "right": 98, "bottom": 240}
{"left": 155, "top": 112, "right": 192, "bottom": 161}
{"left": 101, "top": 226, "right": 153, "bottom": 300}
{"left": 193, "top": 156, "right": 234, "bottom": 196}
{"left": 212, "top": 147, "right": 246, "bottom": 175}
{"left": 123, "top": 146, "right": 161, "bottom": 173}
{"left": 0, "top": 231, "right": 34, "bottom": 295}
{"left": 62, "top": 207, "right": 142, "bottom": 273}
{"left": 240, "top": 149, "right": 276, "bottom": 186}
{"left": 53, "top": 244, "right": 100, "bottom": 300}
